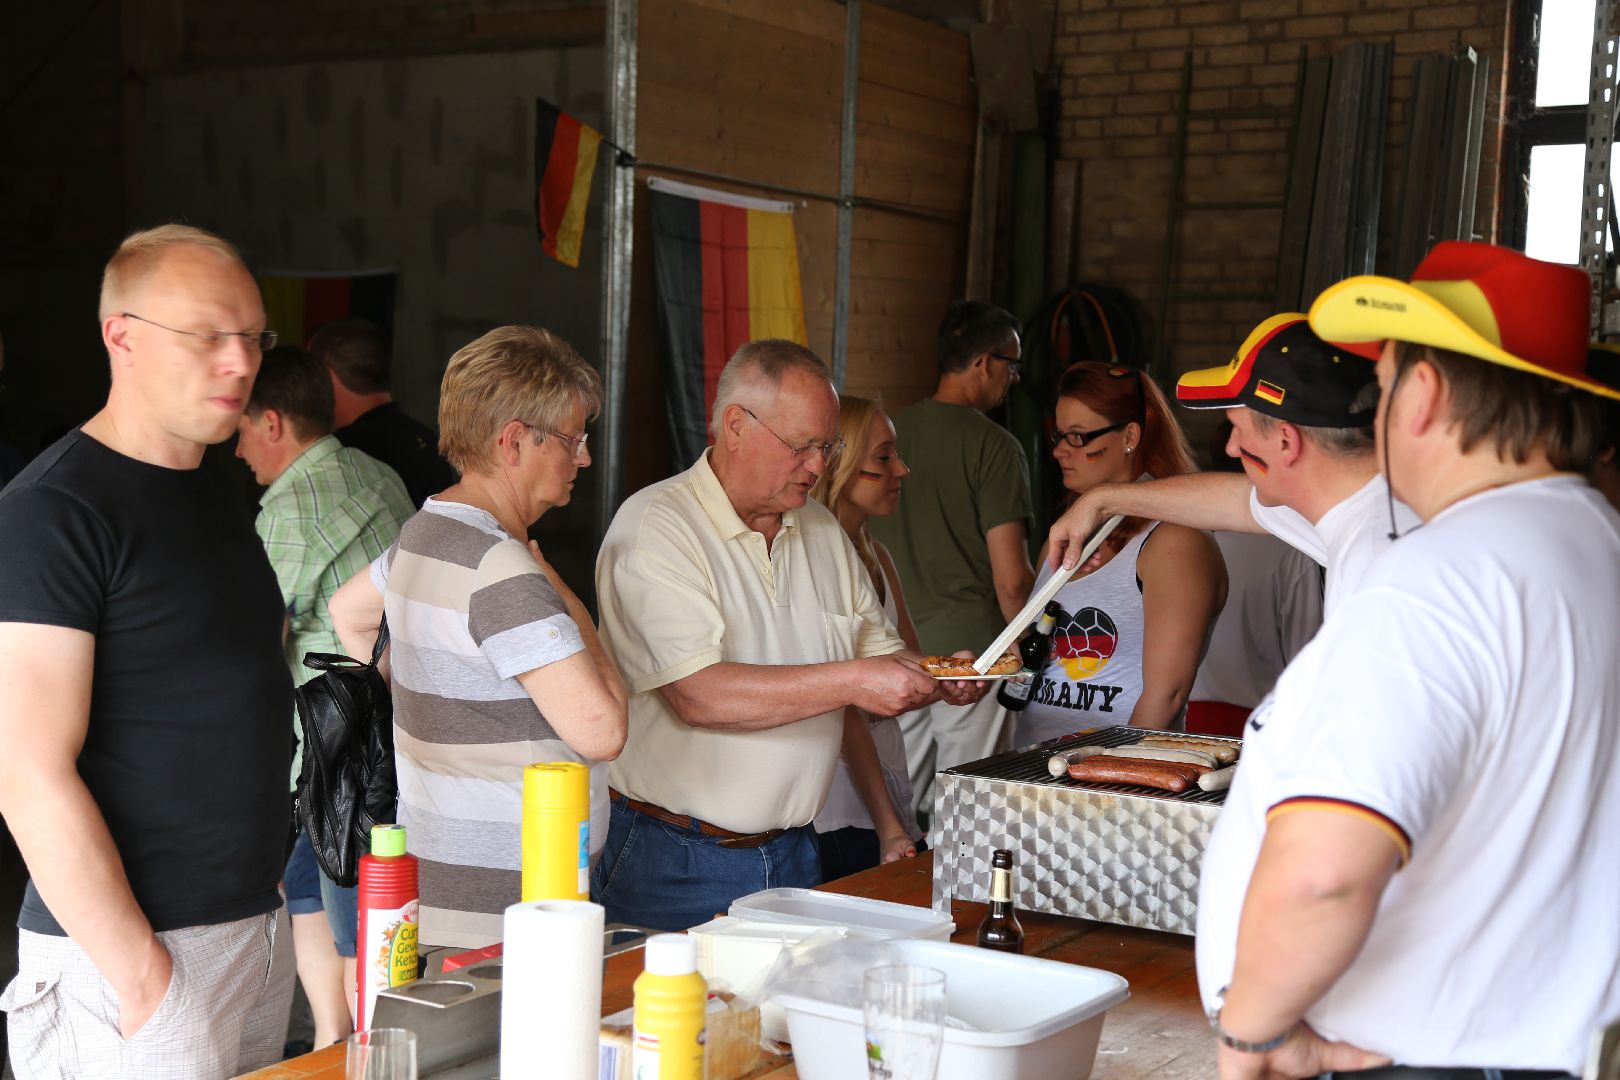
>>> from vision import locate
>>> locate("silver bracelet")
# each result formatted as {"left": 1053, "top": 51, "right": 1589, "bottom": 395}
{"left": 1207, "top": 985, "right": 1295, "bottom": 1053}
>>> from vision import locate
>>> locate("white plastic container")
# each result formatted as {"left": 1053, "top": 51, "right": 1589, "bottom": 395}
{"left": 774, "top": 938, "right": 1129, "bottom": 1080}
{"left": 727, "top": 888, "right": 955, "bottom": 940}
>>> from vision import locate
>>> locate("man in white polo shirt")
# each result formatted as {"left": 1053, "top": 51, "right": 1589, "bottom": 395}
{"left": 1196, "top": 241, "right": 1620, "bottom": 1079}
{"left": 593, "top": 340, "right": 986, "bottom": 931}
{"left": 1044, "top": 314, "right": 1419, "bottom": 619}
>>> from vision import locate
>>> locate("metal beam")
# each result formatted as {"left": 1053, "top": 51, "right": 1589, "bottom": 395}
{"left": 599, "top": 0, "right": 638, "bottom": 537}
{"left": 1580, "top": 0, "right": 1620, "bottom": 334}
{"left": 832, "top": 0, "right": 862, "bottom": 390}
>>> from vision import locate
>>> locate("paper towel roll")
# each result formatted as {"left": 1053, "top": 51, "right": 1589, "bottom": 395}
{"left": 501, "top": 899, "right": 604, "bottom": 1080}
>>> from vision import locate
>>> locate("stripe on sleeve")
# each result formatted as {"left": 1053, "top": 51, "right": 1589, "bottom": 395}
{"left": 1267, "top": 796, "right": 1412, "bottom": 865}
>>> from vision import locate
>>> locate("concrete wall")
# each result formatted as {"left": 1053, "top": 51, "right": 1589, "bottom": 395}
{"left": 141, "top": 47, "right": 606, "bottom": 428}
{"left": 137, "top": 47, "right": 608, "bottom": 587}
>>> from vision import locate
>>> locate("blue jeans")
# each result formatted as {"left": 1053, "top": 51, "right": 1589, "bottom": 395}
{"left": 319, "top": 872, "right": 358, "bottom": 958}
{"left": 283, "top": 830, "right": 323, "bottom": 916}
{"left": 590, "top": 794, "right": 821, "bottom": 932}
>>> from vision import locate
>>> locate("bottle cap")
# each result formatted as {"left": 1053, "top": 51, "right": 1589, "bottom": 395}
{"left": 523, "top": 761, "right": 590, "bottom": 812}
{"left": 643, "top": 933, "right": 697, "bottom": 976}
{"left": 991, "top": 848, "right": 1013, "bottom": 867}
{"left": 371, "top": 823, "right": 407, "bottom": 858}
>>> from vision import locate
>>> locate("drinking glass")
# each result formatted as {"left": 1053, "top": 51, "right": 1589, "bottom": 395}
{"left": 345, "top": 1028, "right": 418, "bottom": 1080}
{"left": 863, "top": 964, "right": 946, "bottom": 1080}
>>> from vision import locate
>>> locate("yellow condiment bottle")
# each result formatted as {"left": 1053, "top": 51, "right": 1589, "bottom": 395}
{"left": 632, "top": 934, "right": 707, "bottom": 1080}
{"left": 520, "top": 761, "right": 590, "bottom": 901}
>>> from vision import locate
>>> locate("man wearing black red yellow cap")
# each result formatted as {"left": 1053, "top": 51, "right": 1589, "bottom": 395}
{"left": 1197, "top": 242, "right": 1620, "bottom": 1079}
{"left": 1045, "top": 313, "right": 1419, "bottom": 617}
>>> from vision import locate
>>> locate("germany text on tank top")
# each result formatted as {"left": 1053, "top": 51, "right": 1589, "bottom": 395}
{"left": 1014, "top": 523, "right": 1158, "bottom": 748}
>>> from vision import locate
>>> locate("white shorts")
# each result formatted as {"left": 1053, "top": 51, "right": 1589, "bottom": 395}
{"left": 1, "top": 906, "right": 294, "bottom": 1080}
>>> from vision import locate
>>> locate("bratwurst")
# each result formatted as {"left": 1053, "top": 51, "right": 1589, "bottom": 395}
{"left": 1066, "top": 756, "right": 1211, "bottom": 792}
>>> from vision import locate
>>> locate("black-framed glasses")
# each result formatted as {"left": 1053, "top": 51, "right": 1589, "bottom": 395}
{"left": 121, "top": 312, "right": 277, "bottom": 353}
{"left": 989, "top": 352, "right": 1023, "bottom": 377}
{"left": 740, "top": 405, "right": 845, "bottom": 462}
{"left": 1048, "top": 420, "right": 1132, "bottom": 449}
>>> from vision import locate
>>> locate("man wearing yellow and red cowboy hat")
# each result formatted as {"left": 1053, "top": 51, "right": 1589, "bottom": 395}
{"left": 1197, "top": 241, "right": 1620, "bottom": 1080}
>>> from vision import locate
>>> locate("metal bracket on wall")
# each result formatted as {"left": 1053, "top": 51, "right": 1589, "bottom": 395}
{"left": 599, "top": 0, "right": 638, "bottom": 539}
{"left": 1580, "top": 0, "right": 1620, "bottom": 335}
{"left": 832, "top": 0, "right": 862, "bottom": 391}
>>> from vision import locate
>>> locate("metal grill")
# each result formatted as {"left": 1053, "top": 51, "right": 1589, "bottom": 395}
{"left": 944, "top": 728, "right": 1234, "bottom": 806}
{"left": 930, "top": 727, "right": 1240, "bottom": 935}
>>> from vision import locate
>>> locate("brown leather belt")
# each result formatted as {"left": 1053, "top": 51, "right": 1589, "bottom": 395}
{"left": 610, "top": 789, "right": 787, "bottom": 849}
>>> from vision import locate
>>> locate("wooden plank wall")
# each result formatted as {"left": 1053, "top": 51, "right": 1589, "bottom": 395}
{"left": 624, "top": 0, "right": 976, "bottom": 493}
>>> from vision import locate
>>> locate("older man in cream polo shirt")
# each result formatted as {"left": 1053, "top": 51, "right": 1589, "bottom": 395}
{"left": 593, "top": 340, "right": 986, "bottom": 931}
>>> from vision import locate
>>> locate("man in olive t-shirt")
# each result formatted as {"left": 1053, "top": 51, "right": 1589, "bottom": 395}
{"left": 870, "top": 301, "right": 1036, "bottom": 816}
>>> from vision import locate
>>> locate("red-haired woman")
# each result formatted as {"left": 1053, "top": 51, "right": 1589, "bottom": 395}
{"left": 1016, "top": 363, "right": 1227, "bottom": 746}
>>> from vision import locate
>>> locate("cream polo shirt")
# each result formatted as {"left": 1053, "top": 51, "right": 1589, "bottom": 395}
{"left": 595, "top": 450, "right": 905, "bottom": 834}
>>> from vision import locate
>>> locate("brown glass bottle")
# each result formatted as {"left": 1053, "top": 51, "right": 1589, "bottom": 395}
{"left": 975, "top": 849, "right": 1025, "bottom": 954}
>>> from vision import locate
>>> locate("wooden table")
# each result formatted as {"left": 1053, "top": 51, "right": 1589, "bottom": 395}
{"left": 244, "top": 853, "right": 1213, "bottom": 1079}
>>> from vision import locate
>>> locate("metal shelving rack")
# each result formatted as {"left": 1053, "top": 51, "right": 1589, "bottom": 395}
{"left": 1580, "top": 0, "right": 1620, "bottom": 334}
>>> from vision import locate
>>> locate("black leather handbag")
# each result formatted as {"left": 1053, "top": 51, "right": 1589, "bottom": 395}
{"left": 293, "top": 620, "right": 397, "bottom": 888}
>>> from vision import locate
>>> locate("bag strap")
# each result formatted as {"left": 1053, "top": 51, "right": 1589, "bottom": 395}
{"left": 370, "top": 615, "right": 390, "bottom": 668}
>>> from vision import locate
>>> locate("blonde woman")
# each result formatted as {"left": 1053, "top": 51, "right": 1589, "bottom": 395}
{"left": 331, "top": 326, "right": 627, "bottom": 948}
{"left": 809, "top": 396, "right": 927, "bottom": 878}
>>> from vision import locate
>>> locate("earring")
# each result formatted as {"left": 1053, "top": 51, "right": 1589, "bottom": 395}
{"left": 1126, "top": 445, "right": 1134, "bottom": 454}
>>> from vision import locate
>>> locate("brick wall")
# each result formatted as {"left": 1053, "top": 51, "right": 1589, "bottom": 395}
{"left": 1054, "top": 0, "right": 1511, "bottom": 407}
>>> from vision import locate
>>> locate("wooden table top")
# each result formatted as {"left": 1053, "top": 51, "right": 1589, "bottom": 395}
{"left": 242, "top": 853, "right": 1213, "bottom": 1079}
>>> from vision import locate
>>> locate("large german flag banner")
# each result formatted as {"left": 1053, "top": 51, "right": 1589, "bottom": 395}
{"left": 259, "top": 269, "right": 396, "bottom": 348}
{"left": 647, "top": 176, "right": 809, "bottom": 467}
{"left": 535, "top": 98, "right": 602, "bottom": 268}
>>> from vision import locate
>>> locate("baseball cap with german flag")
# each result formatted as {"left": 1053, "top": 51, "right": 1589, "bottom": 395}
{"left": 1176, "top": 313, "right": 1381, "bottom": 426}
{"left": 1309, "top": 240, "right": 1620, "bottom": 403}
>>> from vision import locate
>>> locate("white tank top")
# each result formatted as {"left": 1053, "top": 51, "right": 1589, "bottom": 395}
{"left": 1014, "top": 523, "right": 1158, "bottom": 748}
{"left": 814, "top": 558, "right": 923, "bottom": 839}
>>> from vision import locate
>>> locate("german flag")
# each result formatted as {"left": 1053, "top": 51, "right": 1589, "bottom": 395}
{"left": 1254, "top": 380, "right": 1287, "bottom": 406}
{"left": 648, "top": 178, "right": 808, "bottom": 467}
{"left": 259, "top": 270, "right": 396, "bottom": 348}
{"left": 534, "top": 99, "right": 602, "bottom": 268}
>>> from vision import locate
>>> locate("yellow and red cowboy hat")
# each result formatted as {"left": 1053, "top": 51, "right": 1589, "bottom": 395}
{"left": 1309, "top": 241, "right": 1620, "bottom": 403}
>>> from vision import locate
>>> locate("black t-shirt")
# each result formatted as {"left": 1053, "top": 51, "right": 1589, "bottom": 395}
{"left": 335, "top": 402, "right": 457, "bottom": 509}
{"left": 0, "top": 432, "right": 294, "bottom": 935}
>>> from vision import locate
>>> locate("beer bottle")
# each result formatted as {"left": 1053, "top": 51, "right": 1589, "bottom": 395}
{"left": 975, "top": 848, "right": 1025, "bottom": 954}
{"left": 996, "top": 601, "right": 1063, "bottom": 713}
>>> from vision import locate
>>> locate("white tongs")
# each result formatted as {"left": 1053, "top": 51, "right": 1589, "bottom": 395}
{"left": 969, "top": 514, "right": 1125, "bottom": 674}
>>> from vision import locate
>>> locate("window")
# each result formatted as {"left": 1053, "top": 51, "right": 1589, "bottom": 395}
{"left": 1505, "top": 0, "right": 1609, "bottom": 263}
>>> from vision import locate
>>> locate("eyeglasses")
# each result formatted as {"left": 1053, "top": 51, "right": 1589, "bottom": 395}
{"left": 521, "top": 423, "right": 589, "bottom": 458}
{"left": 989, "top": 352, "right": 1023, "bottom": 377}
{"left": 547, "top": 430, "right": 589, "bottom": 457}
{"left": 740, "top": 406, "right": 845, "bottom": 463}
{"left": 1048, "top": 420, "right": 1133, "bottom": 449}
{"left": 121, "top": 312, "right": 277, "bottom": 353}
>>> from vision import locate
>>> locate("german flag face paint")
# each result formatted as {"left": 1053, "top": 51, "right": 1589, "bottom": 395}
{"left": 1238, "top": 448, "right": 1270, "bottom": 475}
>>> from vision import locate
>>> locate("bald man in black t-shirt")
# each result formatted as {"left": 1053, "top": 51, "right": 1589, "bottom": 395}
{"left": 0, "top": 226, "right": 295, "bottom": 1079}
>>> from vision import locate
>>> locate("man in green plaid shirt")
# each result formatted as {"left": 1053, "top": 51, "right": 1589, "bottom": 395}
{"left": 235, "top": 344, "right": 414, "bottom": 1046}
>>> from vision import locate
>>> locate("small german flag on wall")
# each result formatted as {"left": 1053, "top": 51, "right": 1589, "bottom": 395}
{"left": 534, "top": 98, "right": 602, "bottom": 268}
{"left": 647, "top": 177, "right": 809, "bottom": 468}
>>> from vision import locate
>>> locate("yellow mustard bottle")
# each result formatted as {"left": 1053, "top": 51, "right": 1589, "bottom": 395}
{"left": 632, "top": 934, "right": 706, "bottom": 1080}
{"left": 520, "top": 761, "right": 590, "bottom": 902}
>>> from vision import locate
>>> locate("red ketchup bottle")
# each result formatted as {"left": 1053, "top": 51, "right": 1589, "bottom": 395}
{"left": 356, "top": 823, "right": 420, "bottom": 1030}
